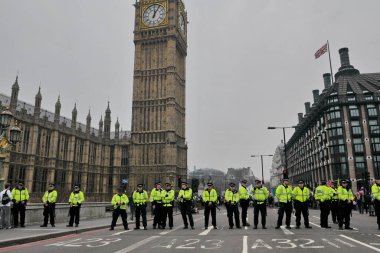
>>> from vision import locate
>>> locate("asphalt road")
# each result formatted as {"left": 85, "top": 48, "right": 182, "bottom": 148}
{"left": 1, "top": 207, "right": 380, "bottom": 253}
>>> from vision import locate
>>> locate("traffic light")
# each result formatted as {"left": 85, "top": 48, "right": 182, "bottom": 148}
{"left": 177, "top": 176, "right": 182, "bottom": 188}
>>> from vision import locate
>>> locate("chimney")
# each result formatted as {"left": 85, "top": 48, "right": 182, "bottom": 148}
{"left": 298, "top": 113, "right": 303, "bottom": 124}
{"left": 312, "top": 90, "right": 319, "bottom": 103}
{"left": 339, "top": 48, "right": 351, "bottom": 68}
{"left": 335, "top": 47, "right": 360, "bottom": 80}
{"left": 305, "top": 102, "right": 311, "bottom": 114}
{"left": 323, "top": 73, "right": 331, "bottom": 89}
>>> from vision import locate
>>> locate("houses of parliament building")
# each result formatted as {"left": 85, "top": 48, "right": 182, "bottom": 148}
{"left": 0, "top": 0, "right": 188, "bottom": 202}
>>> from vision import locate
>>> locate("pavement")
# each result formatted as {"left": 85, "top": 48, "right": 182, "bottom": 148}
{"left": 1, "top": 207, "right": 380, "bottom": 252}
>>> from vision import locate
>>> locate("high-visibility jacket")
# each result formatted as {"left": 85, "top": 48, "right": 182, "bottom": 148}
{"left": 202, "top": 189, "right": 218, "bottom": 203}
{"left": 162, "top": 189, "right": 175, "bottom": 207}
{"left": 250, "top": 186, "right": 269, "bottom": 204}
{"left": 11, "top": 188, "right": 29, "bottom": 202}
{"left": 330, "top": 188, "right": 338, "bottom": 201}
{"left": 225, "top": 189, "right": 239, "bottom": 204}
{"left": 178, "top": 188, "right": 193, "bottom": 202}
{"left": 238, "top": 186, "right": 249, "bottom": 200}
{"left": 337, "top": 186, "right": 354, "bottom": 201}
{"left": 292, "top": 186, "right": 310, "bottom": 202}
{"left": 150, "top": 188, "right": 163, "bottom": 203}
{"left": 276, "top": 184, "right": 292, "bottom": 203}
{"left": 314, "top": 185, "right": 332, "bottom": 202}
{"left": 42, "top": 190, "right": 57, "bottom": 203}
{"left": 372, "top": 184, "right": 380, "bottom": 201}
{"left": 112, "top": 194, "right": 129, "bottom": 210}
{"left": 69, "top": 191, "right": 85, "bottom": 206}
{"left": 133, "top": 190, "right": 148, "bottom": 206}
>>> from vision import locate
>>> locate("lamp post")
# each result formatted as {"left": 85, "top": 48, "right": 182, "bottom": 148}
{"left": 267, "top": 126, "right": 296, "bottom": 178}
{"left": 250, "top": 155, "right": 273, "bottom": 184}
{"left": 0, "top": 109, "right": 22, "bottom": 189}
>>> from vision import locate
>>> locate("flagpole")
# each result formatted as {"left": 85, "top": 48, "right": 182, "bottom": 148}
{"left": 327, "top": 40, "right": 334, "bottom": 85}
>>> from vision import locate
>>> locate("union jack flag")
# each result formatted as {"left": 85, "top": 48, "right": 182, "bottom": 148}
{"left": 314, "top": 43, "right": 328, "bottom": 59}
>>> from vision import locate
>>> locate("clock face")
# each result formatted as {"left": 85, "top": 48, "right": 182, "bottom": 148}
{"left": 179, "top": 14, "right": 185, "bottom": 34}
{"left": 143, "top": 4, "right": 166, "bottom": 27}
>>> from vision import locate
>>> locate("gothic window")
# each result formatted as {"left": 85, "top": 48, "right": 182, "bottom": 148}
{"left": 54, "top": 169, "right": 66, "bottom": 193}
{"left": 32, "top": 167, "right": 48, "bottom": 193}
{"left": 8, "top": 165, "right": 26, "bottom": 186}
{"left": 44, "top": 130, "right": 51, "bottom": 157}
{"left": 87, "top": 172, "right": 95, "bottom": 193}
{"left": 21, "top": 125, "right": 30, "bottom": 153}
{"left": 121, "top": 146, "right": 128, "bottom": 166}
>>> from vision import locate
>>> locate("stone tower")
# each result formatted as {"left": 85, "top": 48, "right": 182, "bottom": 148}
{"left": 129, "top": 0, "right": 188, "bottom": 189}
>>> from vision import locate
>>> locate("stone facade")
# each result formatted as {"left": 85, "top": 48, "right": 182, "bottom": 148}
{"left": 129, "top": 0, "right": 188, "bottom": 190}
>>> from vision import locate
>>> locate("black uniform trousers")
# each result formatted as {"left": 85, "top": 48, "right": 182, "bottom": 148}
{"left": 375, "top": 200, "right": 380, "bottom": 228}
{"left": 330, "top": 200, "right": 338, "bottom": 223}
{"left": 135, "top": 205, "right": 147, "bottom": 228}
{"left": 153, "top": 202, "right": 164, "bottom": 227}
{"left": 111, "top": 208, "right": 128, "bottom": 229}
{"left": 180, "top": 201, "right": 194, "bottom": 227}
{"left": 338, "top": 201, "right": 351, "bottom": 228}
{"left": 240, "top": 199, "right": 249, "bottom": 226}
{"left": 277, "top": 202, "right": 292, "bottom": 227}
{"left": 320, "top": 200, "right": 331, "bottom": 227}
{"left": 253, "top": 203, "right": 266, "bottom": 227}
{"left": 69, "top": 206, "right": 81, "bottom": 226}
{"left": 12, "top": 202, "right": 26, "bottom": 226}
{"left": 204, "top": 203, "right": 216, "bottom": 228}
{"left": 163, "top": 206, "right": 173, "bottom": 228}
{"left": 294, "top": 201, "right": 309, "bottom": 227}
{"left": 43, "top": 203, "right": 55, "bottom": 226}
{"left": 226, "top": 203, "right": 240, "bottom": 228}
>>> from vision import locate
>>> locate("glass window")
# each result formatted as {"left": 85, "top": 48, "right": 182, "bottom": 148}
{"left": 328, "top": 97, "right": 338, "bottom": 103}
{"left": 347, "top": 96, "right": 356, "bottom": 102}
{"left": 349, "top": 105, "right": 360, "bottom": 117}
{"left": 368, "top": 104, "right": 378, "bottom": 117}
{"left": 353, "top": 138, "right": 364, "bottom": 153}
{"left": 355, "top": 156, "right": 366, "bottom": 179}
{"left": 365, "top": 95, "right": 374, "bottom": 101}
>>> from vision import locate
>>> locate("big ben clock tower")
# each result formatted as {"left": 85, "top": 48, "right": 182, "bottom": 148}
{"left": 129, "top": 0, "right": 188, "bottom": 189}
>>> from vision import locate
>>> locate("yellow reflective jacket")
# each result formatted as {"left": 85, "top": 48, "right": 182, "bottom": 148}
{"left": 238, "top": 186, "right": 249, "bottom": 200}
{"left": 276, "top": 184, "right": 292, "bottom": 203}
{"left": 225, "top": 189, "right": 239, "bottom": 204}
{"left": 292, "top": 186, "right": 310, "bottom": 202}
{"left": 112, "top": 194, "right": 129, "bottom": 210}
{"left": 178, "top": 188, "right": 193, "bottom": 202}
{"left": 69, "top": 191, "right": 85, "bottom": 206}
{"left": 337, "top": 186, "right": 354, "bottom": 201}
{"left": 42, "top": 190, "right": 58, "bottom": 203}
{"left": 162, "top": 189, "right": 175, "bottom": 207}
{"left": 202, "top": 189, "right": 218, "bottom": 203}
{"left": 372, "top": 184, "right": 380, "bottom": 201}
{"left": 250, "top": 186, "right": 269, "bottom": 203}
{"left": 150, "top": 188, "right": 163, "bottom": 203}
{"left": 11, "top": 188, "right": 29, "bottom": 202}
{"left": 314, "top": 185, "right": 332, "bottom": 202}
{"left": 133, "top": 190, "right": 148, "bottom": 206}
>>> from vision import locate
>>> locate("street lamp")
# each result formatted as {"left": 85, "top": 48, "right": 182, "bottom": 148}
{"left": 0, "top": 109, "right": 22, "bottom": 189}
{"left": 267, "top": 126, "right": 296, "bottom": 178}
{"left": 250, "top": 155, "right": 273, "bottom": 184}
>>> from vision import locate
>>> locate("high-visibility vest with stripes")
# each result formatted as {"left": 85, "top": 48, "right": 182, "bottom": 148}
{"left": 133, "top": 190, "right": 148, "bottom": 206}
{"left": 337, "top": 186, "right": 354, "bottom": 201}
{"left": 250, "top": 186, "right": 269, "bottom": 203}
{"left": 162, "top": 189, "right": 175, "bottom": 207}
{"left": 276, "top": 184, "right": 292, "bottom": 203}
{"left": 292, "top": 186, "right": 310, "bottom": 202}
{"left": 238, "top": 186, "right": 249, "bottom": 200}
{"left": 202, "top": 189, "right": 218, "bottom": 203}
{"left": 372, "top": 184, "right": 380, "bottom": 201}
{"left": 112, "top": 194, "right": 129, "bottom": 210}
{"left": 69, "top": 191, "right": 85, "bottom": 206}
{"left": 42, "top": 190, "right": 58, "bottom": 203}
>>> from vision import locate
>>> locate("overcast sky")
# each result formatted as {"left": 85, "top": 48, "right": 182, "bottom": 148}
{"left": 1, "top": 0, "right": 379, "bottom": 180}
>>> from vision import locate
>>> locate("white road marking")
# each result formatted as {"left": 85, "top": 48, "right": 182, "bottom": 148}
{"left": 322, "top": 238, "right": 340, "bottom": 248}
{"left": 309, "top": 221, "right": 321, "bottom": 228}
{"left": 334, "top": 238, "right": 356, "bottom": 247}
{"left": 242, "top": 236, "right": 248, "bottom": 253}
{"left": 114, "top": 236, "right": 160, "bottom": 253}
{"left": 313, "top": 216, "right": 320, "bottom": 219}
{"left": 20, "top": 228, "right": 67, "bottom": 231}
{"left": 198, "top": 226, "right": 212, "bottom": 236}
{"left": 339, "top": 234, "right": 380, "bottom": 251}
{"left": 280, "top": 225, "right": 294, "bottom": 235}
{"left": 376, "top": 234, "right": 380, "bottom": 238}
{"left": 160, "top": 216, "right": 204, "bottom": 235}
{"left": 112, "top": 230, "right": 134, "bottom": 236}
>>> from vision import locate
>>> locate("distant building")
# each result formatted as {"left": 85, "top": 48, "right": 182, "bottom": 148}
{"left": 287, "top": 47, "right": 380, "bottom": 191}
{"left": 190, "top": 168, "right": 225, "bottom": 193}
{"left": 226, "top": 167, "right": 257, "bottom": 187}
{"left": 270, "top": 141, "right": 285, "bottom": 189}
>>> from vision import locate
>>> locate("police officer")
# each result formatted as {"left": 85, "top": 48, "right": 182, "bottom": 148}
{"left": 337, "top": 179, "right": 354, "bottom": 230}
{"left": 132, "top": 184, "right": 148, "bottom": 230}
{"left": 250, "top": 179, "right": 269, "bottom": 229}
{"left": 150, "top": 182, "right": 164, "bottom": 229}
{"left": 67, "top": 184, "right": 85, "bottom": 227}
{"left": 202, "top": 182, "right": 218, "bottom": 229}
{"left": 372, "top": 176, "right": 380, "bottom": 230}
{"left": 275, "top": 178, "right": 292, "bottom": 229}
{"left": 11, "top": 182, "right": 29, "bottom": 228}
{"left": 330, "top": 182, "right": 339, "bottom": 224}
{"left": 292, "top": 180, "right": 312, "bottom": 229}
{"left": 225, "top": 182, "right": 241, "bottom": 229}
{"left": 238, "top": 179, "right": 250, "bottom": 227}
{"left": 110, "top": 187, "right": 129, "bottom": 230}
{"left": 162, "top": 182, "right": 175, "bottom": 229}
{"left": 178, "top": 181, "right": 194, "bottom": 229}
{"left": 41, "top": 183, "right": 58, "bottom": 227}
{"left": 315, "top": 180, "right": 332, "bottom": 228}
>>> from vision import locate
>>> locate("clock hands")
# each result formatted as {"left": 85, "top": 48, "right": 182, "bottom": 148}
{"left": 152, "top": 6, "right": 159, "bottom": 19}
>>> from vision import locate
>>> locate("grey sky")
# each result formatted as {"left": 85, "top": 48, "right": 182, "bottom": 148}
{"left": 1, "top": 0, "right": 379, "bottom": 180}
